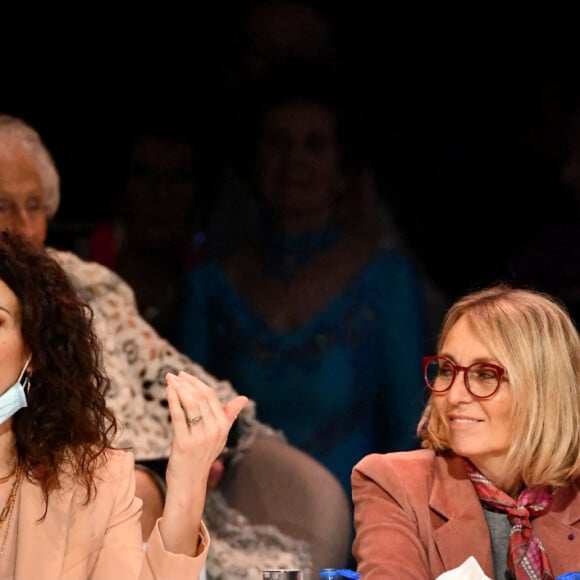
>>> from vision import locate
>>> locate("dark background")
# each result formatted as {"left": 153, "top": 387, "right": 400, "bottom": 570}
{"left": 2, "top": 5, "right": 578, "bottom": 302}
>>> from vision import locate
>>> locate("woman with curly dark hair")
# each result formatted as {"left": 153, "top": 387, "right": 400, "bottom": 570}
{"left": 0, "top": 232, "right": 247, "bottom": 578}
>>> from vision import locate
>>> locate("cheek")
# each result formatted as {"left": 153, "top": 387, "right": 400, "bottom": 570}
{"left": 0, "top": 215, "right": 17, "bottom": 231}
{"left": 431, "top": 396, "right": 449, "bottom": 428}
{"left": 256, "top": 145, "right": 282, "bottom": 170}
{"left": 32, "top": 218, "right": 48, "bottom": 247}
{"left": 305, "top": 148, "right": 335, "bottom": 174}
{"left": 498, "top": 406, "right": 514, "bottom": 437}
{"left": 485, "top": 396, "right": 513, "bottom": 437}
{"left": 254, "top": 161, "right": 280, "bottom": 203}
{"left": 432, "top": 395, "right": 446, "bottom": 414}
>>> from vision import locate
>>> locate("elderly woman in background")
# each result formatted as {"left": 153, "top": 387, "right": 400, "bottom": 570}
{"left": 0, "top": 232, "right": 247, "bottom": 578}
{"left": 352, "top": 285, "right": 580, "bottom": 579}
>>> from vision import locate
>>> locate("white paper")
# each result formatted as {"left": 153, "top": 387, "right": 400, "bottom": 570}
{"left": 436, "top": 556, "right": 492, "bottom": 579}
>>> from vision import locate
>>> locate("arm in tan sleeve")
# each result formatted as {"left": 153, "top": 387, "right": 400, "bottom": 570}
{"left": 89, "top": 450, "right": 209, "bottom": 580}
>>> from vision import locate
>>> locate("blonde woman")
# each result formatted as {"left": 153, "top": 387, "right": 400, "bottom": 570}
{"left": 352, "top": 285, "right": 580, "bottom": 579}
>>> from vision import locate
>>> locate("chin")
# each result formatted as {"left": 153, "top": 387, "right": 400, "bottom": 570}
{"left": 448, "top": 438, "right": 486, "bottom": 460}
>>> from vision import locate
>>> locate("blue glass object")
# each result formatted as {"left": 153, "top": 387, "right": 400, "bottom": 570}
{"left": 319, "top": 569, "right": 361, "bottom": 579}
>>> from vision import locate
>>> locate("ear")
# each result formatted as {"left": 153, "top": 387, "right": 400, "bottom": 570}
{"left": 24, "top": 353, "right": 33, "bottom": 374}
{"left": 22, "top": 356, "right": 33, "bottom": 396}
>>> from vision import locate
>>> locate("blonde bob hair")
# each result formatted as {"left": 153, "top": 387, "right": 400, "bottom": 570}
{"left": 0, "top": 115, "right": 60, "bottom": 219}
{"left": 419, "top": 284, "right": 580, "bottom": 487}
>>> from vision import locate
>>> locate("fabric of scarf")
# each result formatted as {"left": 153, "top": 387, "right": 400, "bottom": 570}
{"left": 463, "top": 459, "right": 555, "bottom": 580}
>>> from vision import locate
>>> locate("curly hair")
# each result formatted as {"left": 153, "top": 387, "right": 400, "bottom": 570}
{"left": 0, "top": 232, "right": 117, "bottom": 511}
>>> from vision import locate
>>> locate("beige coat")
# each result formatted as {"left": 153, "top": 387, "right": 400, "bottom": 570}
{"left": 15, "top": 449, "right": 208, "bottom": 579}
{"left": 352, "top": 449, "right": 580, "bottom": 579}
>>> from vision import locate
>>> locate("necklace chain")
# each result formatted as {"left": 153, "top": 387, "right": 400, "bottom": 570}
{"left": 0, "top": 465, "right": 21, "bottom": 559}
{"left": 0, "top": 466, "right": 17, "bottom": 486}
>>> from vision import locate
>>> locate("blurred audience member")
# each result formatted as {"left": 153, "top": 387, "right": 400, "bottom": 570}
{"left": 206, "top": 3, "right": 449, "bottom": 345}
{"left": 176, "top": 60, "right": 428, "bottom": 494}
{"left": 88, "top": 122, "right": 205, "bottom": 339}
{"left": 204, "top": 0, "right": 340, "bottom": 228}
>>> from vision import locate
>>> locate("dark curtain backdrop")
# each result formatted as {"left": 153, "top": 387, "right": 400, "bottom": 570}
{"left": 1, "top": 5, "right": 577, "bottom": 301}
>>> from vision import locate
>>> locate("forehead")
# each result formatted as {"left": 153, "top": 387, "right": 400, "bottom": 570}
{"left": 0, "top": 277, "right": 20, "bottom": 317}
{"left": 441, "top": 315, "right": 493, "bottom": 358}
{"left": 0, "top": 146, "right": 44, "bottom": 199}
{"left": 130, "top": 135, "right": 194, "bottom": 174}
{"left": 262, "top": 101, "right": 337, "bottom": 134}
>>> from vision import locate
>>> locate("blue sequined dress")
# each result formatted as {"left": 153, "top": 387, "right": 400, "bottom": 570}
{"left": 177, "top": 249, "right": 426, "bottom": 493}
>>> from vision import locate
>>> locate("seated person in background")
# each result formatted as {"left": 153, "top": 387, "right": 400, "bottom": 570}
{"left": 0, "top": 114, "right": 310, "bottom": 577}
{"left": 87, "top": 121, "right": 206, "bottom": 339}
{"left": 177, "top": 59, "right": 427, "bottom": 495}
{"left": 352, "top": 284, "right": 580, "bottom": 578}
{"left": 0, "top": 231, "right": 247, "bottom": 578}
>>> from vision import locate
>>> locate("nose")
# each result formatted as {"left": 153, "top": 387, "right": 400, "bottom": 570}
{"left": 285, "top": 141, "right": 311, "bottom": 166}
{"left": 445, "top": 369, "right": 474, "bottom": 405}
{"left": 13, "top": 208, "right": 35, "bottom": 237}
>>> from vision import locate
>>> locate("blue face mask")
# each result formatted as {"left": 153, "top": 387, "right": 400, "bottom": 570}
{"left": 0, "top": 356, "right": 31, "bottom": 425}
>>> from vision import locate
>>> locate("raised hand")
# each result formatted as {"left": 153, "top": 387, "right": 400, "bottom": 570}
{"left": 159, "top": 371, "right": 248, "bottom": 555}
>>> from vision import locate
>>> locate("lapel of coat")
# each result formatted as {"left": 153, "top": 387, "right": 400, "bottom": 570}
{"left": 547, "top": 477, "right": 580, "bottom": 525}
{"left": 15, "top": 474, "right": 76, "bottom": 580}
{"left": 429, "top": 453, "right": 494, "bottom": 578}
{"left": 534, "top": 477, "right": 580, "bottom": 571}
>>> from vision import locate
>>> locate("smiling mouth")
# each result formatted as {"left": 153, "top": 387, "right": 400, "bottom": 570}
{"left": 448, "top": 416, "right": 483, "bottom": 423}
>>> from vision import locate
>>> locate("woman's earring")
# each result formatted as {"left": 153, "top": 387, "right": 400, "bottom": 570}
{"left": 23, "top": 373, "right": 31, "bottom": 396}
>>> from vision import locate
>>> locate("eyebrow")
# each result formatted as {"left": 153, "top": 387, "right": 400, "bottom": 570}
{"left": 0, "top": 305, "right": 14, "bottom": 318}
{"left": 438, "top": 353, "right": 502, "bottom": 365}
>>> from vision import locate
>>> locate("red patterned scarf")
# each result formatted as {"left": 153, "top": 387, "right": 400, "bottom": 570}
{"left": 463, "top": 459, "right": 555, "bottom": 580}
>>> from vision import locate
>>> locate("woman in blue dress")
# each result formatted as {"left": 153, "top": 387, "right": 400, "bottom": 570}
{"left": 177, "top": 60, "right": 427, "bottom": 494}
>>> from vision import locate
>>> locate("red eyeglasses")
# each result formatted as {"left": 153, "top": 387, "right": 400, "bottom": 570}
{"left": 422, "top": 355, "right": 507, "bottom": 400}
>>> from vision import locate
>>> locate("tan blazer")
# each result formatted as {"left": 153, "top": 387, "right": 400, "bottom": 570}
{"left": 15, "top": 449, "right": 208, "bottom": 580}
{"left": 352, "top": 449, "right": 580, "bottom": 579}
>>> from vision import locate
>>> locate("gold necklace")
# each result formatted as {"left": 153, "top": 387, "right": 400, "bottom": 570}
{"left": 0, "top": 466, "right": 17, "bottom": 486}
{"left": 0, "top": 466, "right": 21, "bottom": 559}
